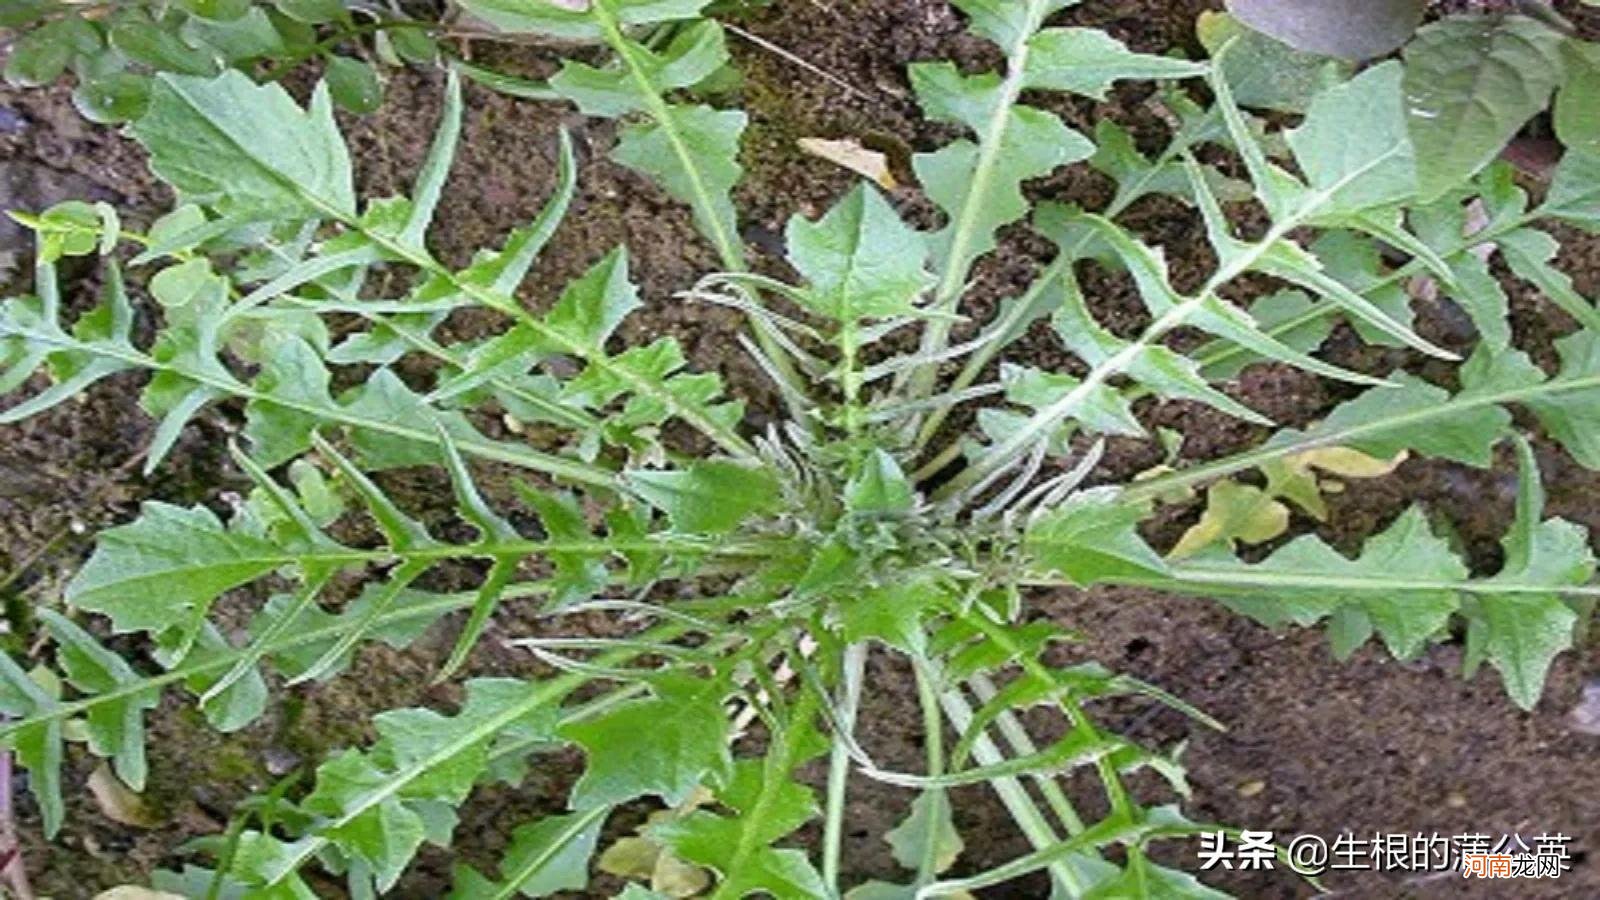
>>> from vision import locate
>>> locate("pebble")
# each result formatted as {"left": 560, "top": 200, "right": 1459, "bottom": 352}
{"left": 1568, "top": 680, "right": 1600, "bottom": 736}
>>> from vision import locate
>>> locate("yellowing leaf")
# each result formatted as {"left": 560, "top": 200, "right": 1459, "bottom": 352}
{"left": 651, "top": 849, "right": 711, "bottom": 897}
{"left": 599, "top": 836, "right": 661, "bottom": 880}
{"left": 1262, "top": 447, "right": 1407, "bottom": 519}
{"left": 1170, "top": 482, "right": 1290, "bottom": 559}
{"left": 798, "top": 137, "right": 896, "bottom": 189}
{"left": 87, "top": 763, "right": 161, "bottom": 828}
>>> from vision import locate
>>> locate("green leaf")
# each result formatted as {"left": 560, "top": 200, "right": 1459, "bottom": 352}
{"left": 844, "top": 449, "right": 915, "bottom": 516}
{"left": 1403, "top": 15, "right": 1567, "bottom": 201}
{"left": 550, "top": 19, "right": 728, "bottom": 117}
{"left": 1025, "top": 489, "right": 1168, "bottom": 586}
{"left": 1197, "top": 11, "right": 1351, "bottom": 112}
{"left": 324, "top": 56, "right": 384, "bottom": 113}
{"left": 301, "top": 750, "right": 428, "bottom": 890}
{"left": 628, "top": 460, "right": 781, "bottom": 534}
{"left": 1523, "top": 332, "right": 1600, "bottom": 468}
{"left": 887, "top": 792, "right": 963, "bottom": 874}
{"left": 1468, "top": 439, "right": 1593, "bottom": 709}
{"left": 833, "top": 575, "right": 949, "bottom": 655}
{"left": 66, "top": 502, "right": 285, "bottom": 635}
{"left": 1051, "top": 267, "right": 1271, "bottom": 427}
{"left": 613, "top": 105, "right": 746, "bottom": 262}
{"left": 5, "top": 16, "right": 98, "bottom": 87}
{"left": 109, "top": 14, "right": 220, "bottom": 76}
{"left": 450, "top": 809, "right": 607, "bottom": 898}
{"left": 178, "top": 0, "right": 252, "bottom": 21}
{"left": 459, "top": 0, "right": 709, "bottom": 41}
{"left": 1307, "top": 368, "right": 1512, "bottom": 467}
{"left": 1544, "top": 149, "right": 1600, "bottom": 232}
{"left": 539, "top": 246, "right": 640, "bottom": 350}
{"left": 1209, "top": 508, "right": 1465, "bottom": 660}
{"left": 513, "top": 484, "right": 608, "bottom": 609}
{"left": 132, "top": 71, "right": 356, "bottom": 222}
{"left": 182, "top": 7, "right": 286, "bottom": 61}
{"left": 653, "top": 714, "right": 826, "bottom": 900}
{"left": 38, "top": 611, "right": 158, "bottom": 791}
{"left": 1022, "top": 28, "right": 1205, "bottom": 98}
{"left": 0, "top": 655, "right": 65, "bottom": 837}
{"left": 785, "top": 184, "right": 930, "bottom": 321}
{"left": 1499, "top": 228, "right": 1600, "bottom": 333}
{"left": 911, "top": 62, "right": 1094, "bottom": 282}
{"left": 73, "top": 71, "right": 153, "bottom": 124}
{"left": 1287, "top": 61, "right": 1417, "bottom": 215}
{"left": 560, "top": 672, "right": 731, "bottom": 808}
{"left": 1555, "top": 42, "right": 1600, "bottom": 153}
{"left": 274, "top": 0, "right": 347, "bottom": 24}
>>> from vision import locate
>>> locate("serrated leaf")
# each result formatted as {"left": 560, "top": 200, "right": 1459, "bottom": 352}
{"left": 1499, "top": 228, "right": 1600, "bottom": 333}
{"left": 786, "top": 184, "right": 929, "bottom": 321}
{"left": 613, "top": 105, "right": 746, "bottom": 261}
{"left": 1026, "top": 489, "right": 1168, "bottom": 586}
{"left": 834, "top": 574, "right": 949, "bottom": 654}
{"left": 1522, "top": 332, "right": 1600, "bottom": 468}
{"left": 561, "top": 672, "right": 731, "bottom": 808}
{"left": 66, "top": 502, "right": 285, "bottom": 634}
{"left": 1287, "top": 61, "right": 1417, "bottom": 215}
{"left": 911, "top": 63, "right": 1095, "bottom": 282}
{"left": 39, "top": 610, "right": 157, "bottom": 790}
{"left": 844, "top": 449, "right": 914, "bottom": 516}
{"left": 1022, "top": 28, "right": 1205, "bottom": 98}
{"left": 1403, "top": 15, "right": 1567, "bottom": 201}
{"left": 514, "top": 483, "right": 609, "bottom": 608}
{"left": 1469, "top": 439, "right": 1593, "bottom": 709}
{"left": 628, "top": 460, "right": 780, "bottom": 534}
{"left": 551, "top": 19, "right": 727, "bottom": 117}
{"left": 132, "top": 71, "right": 355, "bottom": 222}
{"left": 1196, "top": 11, "right": 1352, "bottom": 112}
{"left": 1196, "top": 507, "right": 1466, "bottom": 660}
{"left": 0, "top": 654, "right": 65, "bottom": 836}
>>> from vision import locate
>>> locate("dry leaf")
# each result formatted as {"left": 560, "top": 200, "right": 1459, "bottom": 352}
{"left": 798, "top": 138, "right": 896, "bottom": 189}
{"left": 92, "top": 888, "right": 185, "bottom": 900}
{"left": 87, "top": 763, "right": 161, "bottom": 829}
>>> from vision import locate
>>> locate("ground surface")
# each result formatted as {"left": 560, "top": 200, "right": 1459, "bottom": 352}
{"left": 2, "top": 0, "right": 1600, "bottom": 898}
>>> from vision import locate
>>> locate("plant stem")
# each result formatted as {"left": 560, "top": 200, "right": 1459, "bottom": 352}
{"left": 821, "top": 642, "right": 865, "bottom": 895}
{"left": 911, "top": 654, "right": 948, "bottom": 886}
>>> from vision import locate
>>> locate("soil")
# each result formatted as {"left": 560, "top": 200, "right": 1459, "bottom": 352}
{"left": 2, "top": 1, "right": 1600, "bottom": 898}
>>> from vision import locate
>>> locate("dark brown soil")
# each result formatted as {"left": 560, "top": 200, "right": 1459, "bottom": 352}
{"left": 2, "top": 1, "right": 1599, "bottom": 898}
